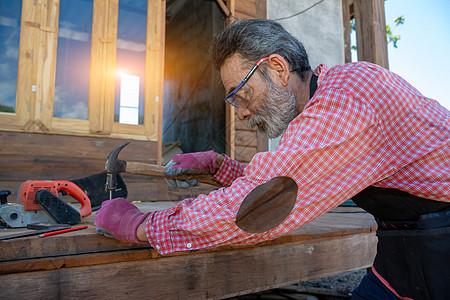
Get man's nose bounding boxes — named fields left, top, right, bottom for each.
left=237, top=106, right=251, bottom=120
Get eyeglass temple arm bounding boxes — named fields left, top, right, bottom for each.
left=242, top=57, right=270, bottom=83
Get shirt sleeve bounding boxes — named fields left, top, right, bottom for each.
left=145, top=85, right=388, bottom=255
left=212, top=154, right=247, bottom=186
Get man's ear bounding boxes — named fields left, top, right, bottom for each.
left=267, top=54, right=290, bottom=86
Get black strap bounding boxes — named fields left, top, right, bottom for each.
left=309, top=74, right=318, bottom=99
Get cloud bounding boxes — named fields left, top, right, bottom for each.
left=58, top=27, right=90, bottom=42
left=53, top=85, right=88, bottom=119
left=0, top=16, right=18, bottom=28
left=117, top=38, right=146, bottom=52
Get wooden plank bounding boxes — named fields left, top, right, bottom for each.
left=88, top=0, right=105, bottom=134
left=120, top=177, right=217, bottom=202
left=235, top=130, right=258, bottom=147
left=47, top=118, right=91, bottom=137
left=342, top=0, right=352, bottom=63
left=0, top=249, right=154, bottom=275
left=0, top=209, right=375, bottom=261
left=225, top=0, right=236, bottom=159
left=255, top=0, right=267, bottom=18
left=0, top=232, right=376, bottom=299
left=0, top=155, right=105, bottom=181
left=156, top=1, right=165, bottom=164
left=256, top=130, right=268, bottom=152
left=235, top=0, right=257, bottom=17
left=89, top=0, right=117, bottom=135
left=234, top=11, right=254, bottom=20
left=372, top=0, right=389, bottom=68
left=226, top=0, right=235, bottom=20
left=0, top=219, right=375, bottom=275
left=103, top=0, right=119, bottom=135
left=148, top=0, right=165, bottom=144
left=234, top=117, right=254, bottom=131
left=0, top=225, right=149, bottom=263
left=0, top=132, right=158, bottom=161
left=353, top=0, right=388, bottom=68
left=235, top=145, right=257, bottom=163
left=35, top=0, right=59, bottom=133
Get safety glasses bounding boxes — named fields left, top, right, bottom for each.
left=224, top=57, right=270, bottom=108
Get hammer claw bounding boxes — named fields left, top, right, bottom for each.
left=105, top=141, right=131, bottom=193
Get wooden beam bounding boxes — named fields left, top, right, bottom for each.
left=145, top=0, right=166, bottom=162
left=224, top=0, right=236, bottom=159
left=216, top=0, right=231, bottom=18
left=255, top=0, right=267, bottom=18
left=254, top=0, right=268, bottom=157
left=342, top=0, right=352, bottom=63
left=0, top=232, right=376, bottom=299
left=89, top=0, right=118, bottom=135
left=0, top=206, right=377, bottom=299
left=353, top=0, right=389, bottom=69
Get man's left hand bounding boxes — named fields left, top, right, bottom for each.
left=94, top=197, right=150, bottom=244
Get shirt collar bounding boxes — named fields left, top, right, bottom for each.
left=313, top=64, right=328, bottom=87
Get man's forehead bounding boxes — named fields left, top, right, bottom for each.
left=220, top=54, right=249, bottom=90
left=221, top=53, right=246, bottom=74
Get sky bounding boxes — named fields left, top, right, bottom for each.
left=384, top=0, right=450, bottom=109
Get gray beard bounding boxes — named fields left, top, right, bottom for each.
left=247, top=82, right=299, bottom=139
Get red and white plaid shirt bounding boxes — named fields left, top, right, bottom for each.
left=146, top=62, right=450, bottom=255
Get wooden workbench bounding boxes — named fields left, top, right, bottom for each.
left=0, top=204, right=377, bottom=299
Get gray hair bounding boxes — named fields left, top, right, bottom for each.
left=210, top=19, right=311, bottom=81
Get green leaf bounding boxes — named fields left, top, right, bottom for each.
left=394, top=15, right=405, bottom=26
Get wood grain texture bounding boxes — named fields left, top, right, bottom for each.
left=236, top=0, right=257, bottom=16
left=342, top=0, right=352, bottom=63
left=0, top=207, right=376, bottom=262
left=235, top=130, right=258, bottom=147
left=0, top=203, right=376, bottom=299
left=125, top=162, right=221, bottom=187
left=235, top=145, right=257, bottom=163
left=35, top=0, right=59, bottom=133
left=0, top=232, right=376, bottom=299
left=0, top=132, right=157, bottom=160
left=353, top=0, right=389, bottom=68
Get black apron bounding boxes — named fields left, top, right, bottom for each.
left=352, top=186, right=450, bottom=299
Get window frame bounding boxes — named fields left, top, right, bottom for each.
left=0, top=0, right=165, bottom=142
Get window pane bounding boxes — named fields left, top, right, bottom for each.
left=54, top=0, right=93, bottom=119
left=114, top=0, right=147, bottom=125
left=0, top=1, right=22, bottom=113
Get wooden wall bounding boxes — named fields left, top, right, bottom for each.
left=342, top=0, right=389, bottom=68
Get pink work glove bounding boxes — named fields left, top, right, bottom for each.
left=94, top=197, right=150, bottom=244
left=165, top=150, right=218, bottom=188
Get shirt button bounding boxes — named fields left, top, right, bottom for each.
left=186, top=243, right=192, bottom=248
left=155, top=245, right=160, bottom=250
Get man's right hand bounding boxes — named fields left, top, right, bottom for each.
left=165, top=150, right=218, bottom=189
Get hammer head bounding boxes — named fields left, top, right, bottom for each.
left=105, top=141, right=130, bottom=192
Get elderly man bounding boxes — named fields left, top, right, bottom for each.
left=95, top=19, right=449, bottom=299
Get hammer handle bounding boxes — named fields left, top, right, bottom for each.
left=125, top=162, right=222, bottom=187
